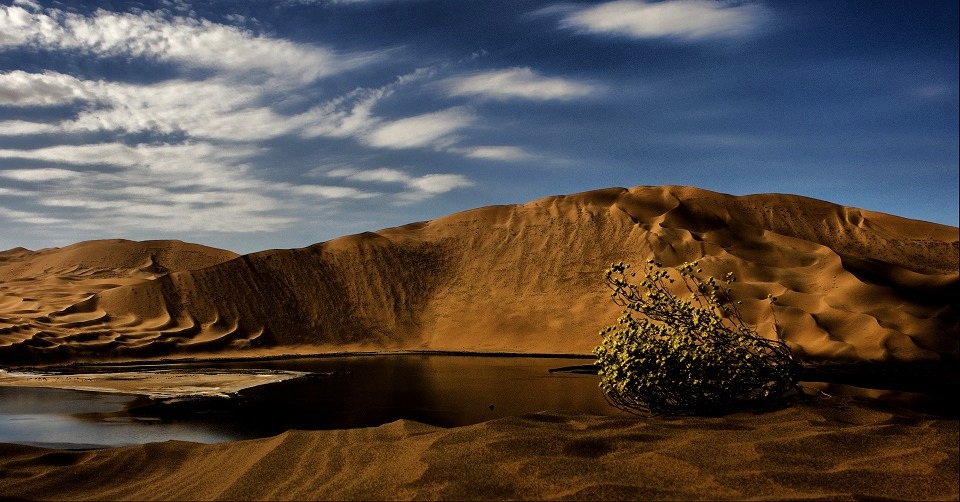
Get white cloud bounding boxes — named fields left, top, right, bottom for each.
left=300, top=67, right=441, bottom=142
left=0, top=71, right=92, bottom=106
left=0, top=72, right=297, bottom=141
left=456, top=146, right=535, bottom=161
left=442, top=67, right=596, bottom=101
left=12, top=0, right=41, bottom=9
left=405, top=173, right=473, bottom=194
left=362, top=108, right=474, bottom=150
left=280, top=183, right=378, bottom=199
left=0, top=120, right=58, bottom=135
left=0, top=7, right=477, bottom=236
left=0, top=142, right=382, bottom=233
left=326, top=167, right=473, bottom=199
left=0, top=5, right=357, bottom=84
left=562, top=0, right=766, bottom=40
left=0, top=187, right=33, bottom=197
left=300, top=86, right=394, bottom=139
left=0, top=167, right=83, bottom=181
left=0, top=67, right=444, bottom=147
left=0, top=206, right=68, bottom=225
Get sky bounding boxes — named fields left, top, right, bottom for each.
left=0, top=0, right=957, bottom=254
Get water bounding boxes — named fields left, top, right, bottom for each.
left=0, top=386, right=238, bottom=448
left=0, top=355, right=616, bottom=448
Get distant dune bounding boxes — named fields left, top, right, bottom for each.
left=1, top=186, right=957, bottom=365
left=0, top=239, right=238, bottom=363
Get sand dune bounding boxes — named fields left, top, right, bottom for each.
left=0, top=401, right=956, bottom=500
left=0, top=240, right=238, bottom=363
left=0, top=186, right=957, bottom=364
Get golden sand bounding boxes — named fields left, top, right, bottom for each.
left=1, top=186, right=956, bottom=365
left=0, top=402, right=956, bottom=501
left=0, top=186, right=957, bottom=500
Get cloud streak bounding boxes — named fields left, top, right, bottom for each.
left=362, top=107, right=475, bottom=150
left=326, top=167, right=473, bottom=201
left=442, top=67, right=597, bottom=101
left=561, top=0, right=766, bottom=40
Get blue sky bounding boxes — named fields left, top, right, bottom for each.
left=0, top=0, right=957, bottom=254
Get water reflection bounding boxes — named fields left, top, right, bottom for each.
left=0, top=386, right=236, bottom=448
left=0, top=356, right=617, bottom=448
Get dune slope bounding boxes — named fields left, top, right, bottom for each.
left=1, top=186, right=957, bottom=364
left=0, top=240, right=238, bottom=363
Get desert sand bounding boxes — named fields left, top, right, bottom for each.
left=0, top=402, right=956, bottom=501
left=0, top=186, right=957, bottom=365
left=0, top=186, right=957, bottom=500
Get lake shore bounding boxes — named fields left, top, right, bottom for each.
left=0, top=354, right=957, bottom=500
left=1, top=399, right=956, bottom=501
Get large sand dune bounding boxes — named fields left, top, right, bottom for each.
left=1, top=186, right=957, bottom=364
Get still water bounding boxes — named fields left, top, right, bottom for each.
left=0, top=355, right=617, bottom=448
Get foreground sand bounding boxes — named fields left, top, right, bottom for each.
left=0, top=398, right=956, bottom=501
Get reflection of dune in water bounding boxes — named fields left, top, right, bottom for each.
left=0, top=186, right=957, bottom=365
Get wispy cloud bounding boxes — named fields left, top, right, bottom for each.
left=0, top=4, right=476, bottom=238
left=561, top=0, right=767, bottom=40
left=298, top=68, right=436, bottom=140
left=0, top=205, right=68, bottom=225
left=442, top=67, right=597, bottom=101
left=325, top=166, right=473, bottom=201
left=0, top=167, right=83, bottom=181
left=0, top=142, right=376, bottom=233
left=455, top=146, right=536, bottom=161
left=0, top=5, right=360, bottom=84
left=0, top=71, right=295, bottom=141
left=361, top=107, right=475, bottom=150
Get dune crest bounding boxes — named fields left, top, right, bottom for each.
left=0, top=186, right=957, bottom=364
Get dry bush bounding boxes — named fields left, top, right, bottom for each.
left=595, top=260, right=798, bottom=416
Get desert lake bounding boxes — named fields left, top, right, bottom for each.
left=0, top=355, right=615, bottom=448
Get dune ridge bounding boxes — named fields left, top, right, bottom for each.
left=0, top=186, right=957, bottom=365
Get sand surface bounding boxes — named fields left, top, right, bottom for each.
left=0, top=401, right=956, bottom=501
left=1, top=186, right=957, bottom=365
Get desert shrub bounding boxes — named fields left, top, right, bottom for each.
left=595, top=260, right=798, bottom=416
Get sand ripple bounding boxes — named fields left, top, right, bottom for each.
left=0, top=401, right=955, bottom=500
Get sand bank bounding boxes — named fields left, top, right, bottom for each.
left=0, top=399, right=956, bottom=501
left=0, top=368, right=307, bottom=399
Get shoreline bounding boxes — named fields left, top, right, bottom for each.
left=6, top=350, right=955, bottom=398
left=1, top=352, right=957, bottom=420
left=1, top=348, right=599, bottom=372
left=1, top=404, right=956, bottom=501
